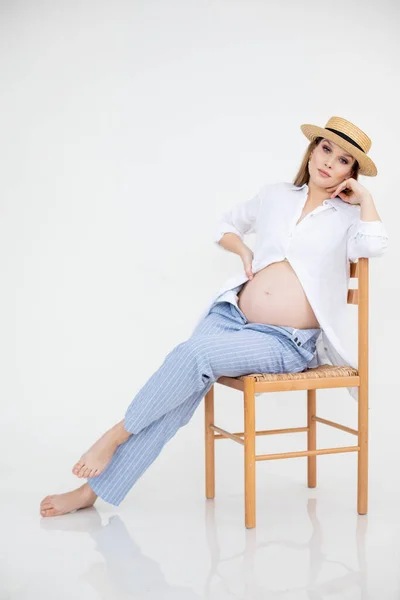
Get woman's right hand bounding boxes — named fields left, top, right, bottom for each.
left=240, top=247, right=254, bottom=280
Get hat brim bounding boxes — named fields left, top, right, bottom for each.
left=300, top=124, right=377, bottom=177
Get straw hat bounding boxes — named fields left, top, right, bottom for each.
left=300, top=116, right=377, bottom=176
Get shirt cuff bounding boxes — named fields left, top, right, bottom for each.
left=214, top=226, right=244, bottom=244
left=356, top=220, right=388, bottom=237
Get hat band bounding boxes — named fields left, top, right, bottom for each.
left=325, top=128, right=365, bottom=153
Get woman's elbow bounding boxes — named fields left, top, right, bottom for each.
left=347, top=236, right=388, bottom=261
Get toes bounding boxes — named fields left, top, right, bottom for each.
left=41, top=508, right=57, bottom=517
left=77, top=465, right=87, bottom=478
left=72, top=462, right=82, bottom=475
left=88, top=469, right=99, bottom=478
left=82, top=467, right=91, bottom=479
left=40, top=496, right=54, bottom=508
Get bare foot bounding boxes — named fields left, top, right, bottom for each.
left=40, top=483, right=98, bottom=517
left=72, top=420, right=131, bottom=479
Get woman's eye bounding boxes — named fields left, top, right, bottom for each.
left=323, top=145, right=348, bottom=164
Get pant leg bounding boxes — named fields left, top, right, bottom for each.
left=124, top=301, right=318, bottom=435
left=87, top=303, right=237, bottom=505
left=88, top=302, right=317, bottom=506
left=87, top=390, right=208, bottom=505
left=190, top=298, right=246, bottom=337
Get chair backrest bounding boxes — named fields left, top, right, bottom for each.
left=348, top=258, right=369, bottom=377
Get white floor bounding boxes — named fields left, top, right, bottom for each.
left=2, top=404, right=400, bottom=600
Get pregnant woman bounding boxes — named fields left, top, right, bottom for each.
left=40, top=116, right=388, bottom=517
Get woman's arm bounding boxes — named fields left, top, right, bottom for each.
left=217, top=232, right=249, bottom=256
left=359, top=194, right=382, bottom=221
left=213, top=185, right=267, bottom=244
left=218, top=233, right=255, bottom=279
left=347, top=211, right=388, bottom=262
left=330, top=178, right=389, bottom=262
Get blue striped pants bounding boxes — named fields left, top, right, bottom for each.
left=87, top=300, right=321, bottom=505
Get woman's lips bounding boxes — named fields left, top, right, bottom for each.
left=318, top=169, right=331, bottom=177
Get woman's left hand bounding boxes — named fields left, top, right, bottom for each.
left=329, top=177, right=372, bottom=205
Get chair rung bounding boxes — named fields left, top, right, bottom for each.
left=256, top=445, right=360, bottom=461
left=213, top=426, right=309, bottom=439
left=210, top=425, right=244, bottom=445
left=314, top=416, right=358, bottom=436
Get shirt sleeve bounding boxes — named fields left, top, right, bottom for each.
left=214, top=185, right=266, bottom=244
left=346, top=218, right=389, bottom=262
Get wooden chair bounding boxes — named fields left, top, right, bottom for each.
left=204, top=258, right=368, bottom=528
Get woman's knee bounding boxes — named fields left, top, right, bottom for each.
left=169, top=337, right=215, bottom=379
left=172, top=337, right=211, bottom=359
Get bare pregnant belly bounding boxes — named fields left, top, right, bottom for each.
left=237, top=260, right=320, bottom=330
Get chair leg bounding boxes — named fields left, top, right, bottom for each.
left=357, top=383, right=368, bottom=514
left=244, top=377, right=256, bottom=529
left=205, top=386, right=215, bottom=499
left=307, top=389, right=317, bottom=488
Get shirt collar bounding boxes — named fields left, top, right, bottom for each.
left=291, top=182, right=339, bottom=210
left=292, top=183, right=308, bottom=191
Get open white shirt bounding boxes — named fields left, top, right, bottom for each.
left=193, top=181, right=389, bottom=401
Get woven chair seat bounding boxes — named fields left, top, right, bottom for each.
left=237, top=363, right=358, bottom=382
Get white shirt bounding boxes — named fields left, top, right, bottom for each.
left=193, top=181, right=389, bottom=401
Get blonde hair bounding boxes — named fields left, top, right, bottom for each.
left=293, top=137, right=360, bottom=187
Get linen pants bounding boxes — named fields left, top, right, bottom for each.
left=88, top=300, right=321, bottom=505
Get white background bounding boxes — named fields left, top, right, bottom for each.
left=0, top=1, right=399, bottom=598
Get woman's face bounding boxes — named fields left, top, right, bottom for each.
left=309, top=138, right=356, bottom=193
